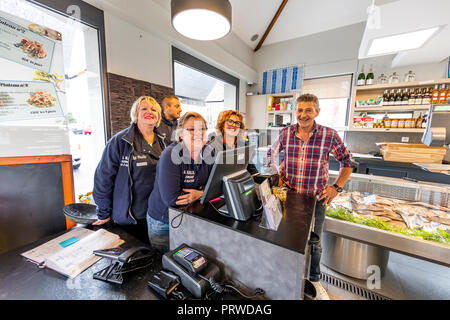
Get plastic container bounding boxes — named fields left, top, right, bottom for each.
left=63, top=203, right=98, bottom=225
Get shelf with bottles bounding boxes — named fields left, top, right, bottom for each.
left=351, top=82, right=450, bottom=123
left=354, top=78, right=450, bottom=91
left=267, top=94, right=296, bottom=112
left=266, top=91, right=300, bottom=129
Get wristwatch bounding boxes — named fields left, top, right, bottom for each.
left=333, top=184, right=343, bottom=193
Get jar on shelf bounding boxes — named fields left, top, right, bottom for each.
left=404, top=118, right=413, bottom=128
left=390, top=118, right=398, bottom=128
left=388, top=72, right=400, bottom=84
left=377, top=74, right=387, bottom=84
left=383, top=118, right=391, bottom=128
left=404, top=70, right=415, bottom=82
left=397, top=118, right=405, bottom=128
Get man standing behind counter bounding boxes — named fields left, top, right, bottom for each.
left=267, top=93, right=356, bottom=300
left=158, top=95, right=182, bottom=142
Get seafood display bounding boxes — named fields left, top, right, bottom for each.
left=15, top=38, right=47, bottom=59
left=26, top=91, right=56, bottom=108
left=332, top=191, right=450, bottom=233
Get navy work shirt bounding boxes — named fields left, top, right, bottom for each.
left=130, top=126, right=164, bottom=220
left=147, top=142, right=214, bottom=224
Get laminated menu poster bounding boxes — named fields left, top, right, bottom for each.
left=0, top=10, right=66, bottom=123
left=0, top=80, right=63, bottom=121
left=0, top=15, right=56, bottom=73
left=0, top=10, right=68, bottom=157
left=21, top=228, right=125, bottom=279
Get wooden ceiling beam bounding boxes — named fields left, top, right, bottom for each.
left=254, top=0, right=289, bottom=52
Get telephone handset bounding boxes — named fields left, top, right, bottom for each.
left=93, top=246, right=157, bottom=284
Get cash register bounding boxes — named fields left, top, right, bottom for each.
left=200, top=145, right=261, bottom=221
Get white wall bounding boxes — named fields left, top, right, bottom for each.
left=84, top=0, right=257, bottom=112
left=253, top=22, right=366, bottom=90
left=104, top=13, right=172, bottom=88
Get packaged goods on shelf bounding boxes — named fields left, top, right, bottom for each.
left=353, top=116, right=374, bottom=128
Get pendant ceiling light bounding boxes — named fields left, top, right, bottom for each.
left=171, top=0, right=232, bottom=41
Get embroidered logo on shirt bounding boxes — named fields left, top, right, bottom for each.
left=120, top=156, right=129, bottom=167
left=136, top=162, right=148, bottom=167
left=183, top=169, right=195, bottom=183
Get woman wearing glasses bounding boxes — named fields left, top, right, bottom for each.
left=209, top=110, right=258, bottom=175
left=146, top=112, right=214, bottom=253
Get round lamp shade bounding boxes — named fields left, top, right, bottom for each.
left=171, top=0, right=232, bottom=40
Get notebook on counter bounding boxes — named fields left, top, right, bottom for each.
left=21, top=228, right=124, bottom=278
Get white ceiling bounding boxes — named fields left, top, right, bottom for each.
left=231, top=0, right=373, bottom=48
left=154, top=0, right=373, bottom=49
left=115, top=0, right=449, bottom=69
left=359, top=0, right=450, bottom=67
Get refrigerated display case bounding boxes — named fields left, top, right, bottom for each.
left=323, top=171, right=449, bottom=279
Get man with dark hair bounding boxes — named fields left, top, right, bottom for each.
left=267, top=93, right=356, bottom=300
left=158, top=95, right=182, bottom=142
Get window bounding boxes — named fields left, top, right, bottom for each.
left=172, top=47, right=239, bottom=135
left=1, top=0, right=108, bottom=197
left=301, top=74, right=353, bottom=139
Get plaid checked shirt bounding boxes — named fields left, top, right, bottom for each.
left=267, top=122, right=356, bottom=196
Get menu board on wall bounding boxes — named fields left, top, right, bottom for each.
left=262, top=65, right=304, bottom=95
left=0, top=10, right=68, bottom=157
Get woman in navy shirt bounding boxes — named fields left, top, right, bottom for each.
left=147, top=112, right=213, bottom=253
left=93, top=96, right=166, bottom=244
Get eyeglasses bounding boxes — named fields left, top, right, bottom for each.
left=225, top=119, right=242, bottom=127
left=185, top=128, right=207, bottom=133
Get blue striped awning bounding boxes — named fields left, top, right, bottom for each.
left=262, top=65, right=304, bottom=94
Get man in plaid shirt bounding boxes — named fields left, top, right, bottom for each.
left=268, top=93, right=356, bottom=299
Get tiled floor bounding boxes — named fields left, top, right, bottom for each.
left=320, top=252, right=450, bottom=300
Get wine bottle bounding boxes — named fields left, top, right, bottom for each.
left=409, top=88, right=416, bottom=105
left=402, top=89, right=409, bottom=105
left=415, top=88, right=422, bottom=105
left=421, top=88, right=430, bottom=105
left=389, top=89, right=396, bottom=106
left=357, top=65, right=366, bottom=86
left=365, top=65, right=374, bottom=85
left=383, top=90, right=389, bottom=105
left=395, top=89, right=403, bottom=105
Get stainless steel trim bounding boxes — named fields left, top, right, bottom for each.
left=329, top=170, right=450, bottom=193
left=321, top=232, right=390, bottom=280
left=324, top=216, right=450, bottom=267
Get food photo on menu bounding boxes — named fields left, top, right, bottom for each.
left=26, top=90, right=56, bottom=108
left=14, top=38, right=47, bottom=59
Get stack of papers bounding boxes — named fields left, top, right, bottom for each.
left=22, top=228, right=124, bottom=278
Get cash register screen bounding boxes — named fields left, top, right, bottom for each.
left=200, top=145, right=256, bottom=204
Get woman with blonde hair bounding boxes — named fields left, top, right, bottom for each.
left=209, top=110, right=258, bottom=175
left=147, top=112, right=214, bottom=252
left=93, top=96, right=167, bottom=243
